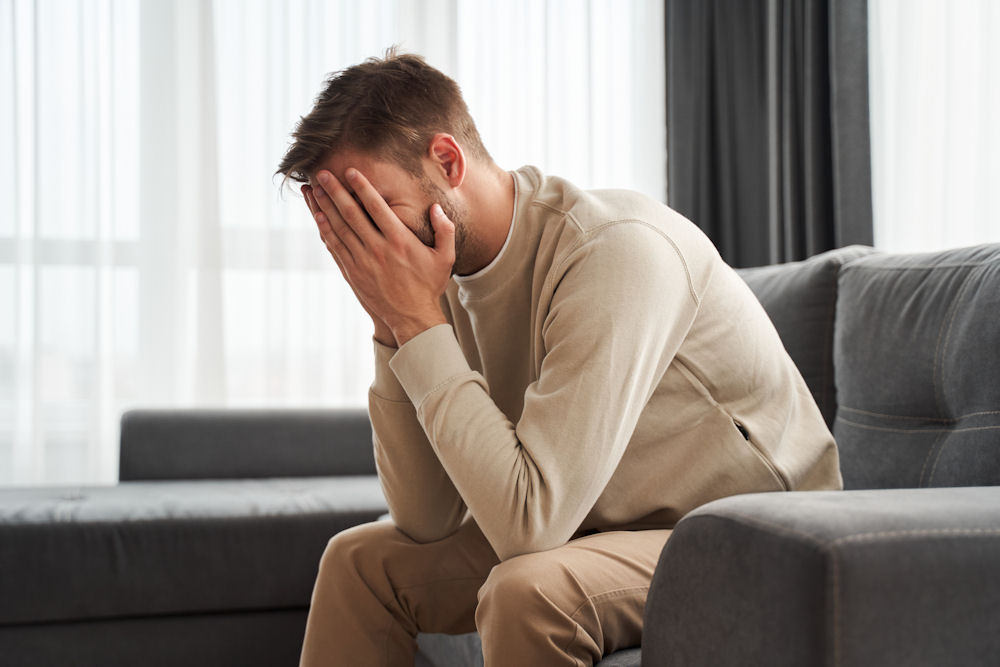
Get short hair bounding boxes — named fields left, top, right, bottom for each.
left=277, top=48, right=491, bottom=186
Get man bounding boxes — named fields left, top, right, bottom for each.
left=277, top=51, right=841, bottom=666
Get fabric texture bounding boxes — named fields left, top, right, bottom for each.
left=664, top=0, right=873, bottom=268
left=736, top=245, right=877, bottom=427
left=0, top=476, right=387, bottom=625
left=374, top=165, right=840, bottom=566
left=643, top=487, right=1000, bottom=667
left=119, top=408, right=375, bottom=480
left=0, top=608, right=309, bottom=667
left=833, top=243, right=1000, bottom=488
left=299, top=518, right=665, bottom=667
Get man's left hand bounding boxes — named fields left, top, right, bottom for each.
left=310, top=168, right=455, bottom=346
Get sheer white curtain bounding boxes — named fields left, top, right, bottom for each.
left=0, top=0, right=666, bottom=486
left=869, top=0, right=1000, bottom=252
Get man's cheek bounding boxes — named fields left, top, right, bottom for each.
left=411, top=213, right=436, bottom=248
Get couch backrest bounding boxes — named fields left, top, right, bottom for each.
left=119, top=408, right=376, bottom=481
left=832, top=244, right=1000, bottom=489
left=736, top=246, right=877, bottom=429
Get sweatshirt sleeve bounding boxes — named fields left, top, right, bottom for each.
left=368, top=338, right=467, bottom=543
left=389, top=222, right=702, bottom=560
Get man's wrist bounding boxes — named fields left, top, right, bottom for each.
left=373, top=323, right=397, bottom=348
left=391, top=312, right=448, bottom=347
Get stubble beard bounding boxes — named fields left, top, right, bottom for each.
left=416, top=177, right=474, bottom=275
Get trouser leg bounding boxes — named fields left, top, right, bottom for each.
left=299, top=516, right=499, bottom=667
left=476, top=529, right=672, bottom=667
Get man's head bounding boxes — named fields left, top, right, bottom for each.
left=277, top=48, right=491, bottom=185
left=278, top=49, right=497, bottom=268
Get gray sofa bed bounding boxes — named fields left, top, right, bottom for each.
left=1, top=242, right=998, bottom=666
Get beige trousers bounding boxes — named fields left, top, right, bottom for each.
left=298, top=516, right=671, bottom=667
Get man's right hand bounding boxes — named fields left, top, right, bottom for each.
left=303, top=184, right=397, bottom=348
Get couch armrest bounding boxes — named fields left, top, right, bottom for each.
left=642, top=487, right=1000, bottom=667
left=119, top=408, right=375, bottom=481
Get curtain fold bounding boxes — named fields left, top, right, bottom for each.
left=665, top=0, right=873, bottom=268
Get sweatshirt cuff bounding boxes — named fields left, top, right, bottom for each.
left=389, top=324, right=474, bottom=408
left=371, top=338, right=410, bottom=402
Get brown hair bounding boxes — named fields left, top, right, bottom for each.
left=277, top=48, right=491, bottom=186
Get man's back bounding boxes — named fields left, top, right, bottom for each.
left=384, top=166, right=841, bottom=559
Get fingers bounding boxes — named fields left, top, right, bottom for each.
left=306, top=181, right=357, bottom=263
left=310, top=174, right=365, bottom=259
left=430, top=203, right=456, bottom=266
left=302, top=184, right=318, bottom=217
left=343, top=168, right=408, bottom=242
left=316, top=170, right=383, bottom=247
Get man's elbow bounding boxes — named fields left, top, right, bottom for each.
left=491, top=527, right=573, bottom=561
left=389, top=512, right=463, bottom=545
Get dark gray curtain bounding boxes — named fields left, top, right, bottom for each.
left=665, top=0, right=873, bottom=268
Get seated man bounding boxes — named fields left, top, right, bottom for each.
left=276, top=50, right=841, bottom=667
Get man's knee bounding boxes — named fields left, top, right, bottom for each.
left=476, top=550, right=580, bottom=623
left=317, top=519, right=400, bottom=580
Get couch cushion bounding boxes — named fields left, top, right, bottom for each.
left=0, top=476, right=387, bottom=625
left=833, top=244, right=1000, bottom=488
left=0, top=608, right=308, bottom=667
left=736, top=246, right=876, bottom=428
left=414, top=632, right=640, bottom=667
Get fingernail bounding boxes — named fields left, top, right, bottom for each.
left=345, top=168, right=359, bottom=182
left=317, top=172, right=330, bottom=184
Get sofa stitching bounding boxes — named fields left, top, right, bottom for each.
left=838, top=406, right=1000, bottom=422
left=835, top=416, right=1000, bottom=434
left=696, top=512, right=1000, bottom=549
left=844, top=261, right=993, bottom=272
left=831, top=527, right=1000, bottom=545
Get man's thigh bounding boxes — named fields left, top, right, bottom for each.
left=340, top=515, right=501, bottom=635
left=476, top=529, right=672, bottom=659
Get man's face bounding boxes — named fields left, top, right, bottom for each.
left=310, top=149, right=469, bottom=259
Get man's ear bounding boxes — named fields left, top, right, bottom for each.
left=427, top=133, right=466, bottom=188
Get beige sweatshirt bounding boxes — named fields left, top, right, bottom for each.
left=369, top=166, right=841, bottom=561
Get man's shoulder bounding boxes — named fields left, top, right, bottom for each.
left=523, top=169, right=708, bottom=253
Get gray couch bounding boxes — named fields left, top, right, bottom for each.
left=643, top=242, right=1000, bottom=666
left=2, top=243, right=998, bottom=666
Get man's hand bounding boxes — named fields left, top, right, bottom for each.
left=303, top=183, right=397, bottom=347
left=308, top=168, right=455, bottom=347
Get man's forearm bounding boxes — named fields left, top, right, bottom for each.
left=369, top=339, right=467, bottom=543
